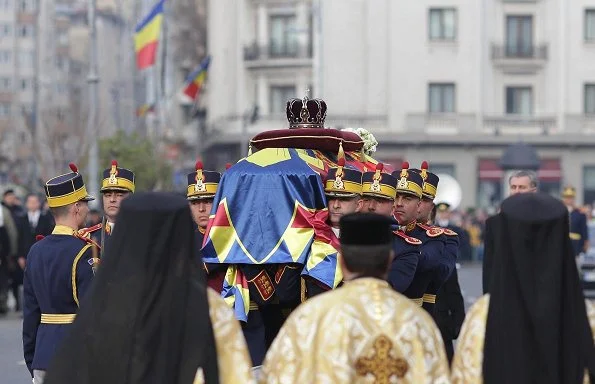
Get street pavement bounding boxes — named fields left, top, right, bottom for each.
left=0, top=262, right=484, bottom=382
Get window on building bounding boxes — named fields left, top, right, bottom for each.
left=0, top=77, right=11, bottom=90
left=585, top=84, right=595, bottom=114
left=19, top=24, right=34, bottom=37
left=506, top=86, right=532, bottom=115
left=19, top=0, right=35, bottom=12
left=55, top=56, right=68, bottom=71
left=584, top=166, right=595, bottom=205
left=430, top=164, right=456, bottom=177
left=429, top=8, right=457, bottom=41
left=20, top=78, right=32, bottom=90
left=428, top=83, right=456, bottom=113
left=270, top=85, right=296, bottom=114
left=57, top=31, right=68, bottom=46
left=586, top=9, right=595, bottom=41
left=18, top=51, right=34, bottom=67
left=0, top=50, right=11, bottom=64
left=506, top=15, right=533, bottom=57
left=0, top=102, right=11, bottom=117
left=0, top=23, right=11, bottom=37
left=269, top=14, right=298, bottom=57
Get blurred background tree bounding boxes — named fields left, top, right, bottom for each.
left=98, top=131, right=172, bottom=191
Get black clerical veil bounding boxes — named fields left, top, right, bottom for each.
left=44, top=192, right=219, bottom=384
left=483, top=192, right=595, bottom=384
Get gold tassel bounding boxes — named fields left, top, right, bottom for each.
left=247, top=144, right=253, bottom=156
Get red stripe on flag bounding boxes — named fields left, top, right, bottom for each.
left=183, top=82, right=199, bottom=99
left=136, top=41, right=158, bottom=69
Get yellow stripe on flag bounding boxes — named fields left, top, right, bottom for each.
left=134, top=14, right=163, bottom=52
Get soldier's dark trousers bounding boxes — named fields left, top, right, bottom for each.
left=241, top=310, right=266, bottom=366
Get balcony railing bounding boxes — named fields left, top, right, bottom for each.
left=484, top=115, right=557, bottom=135
left=491, top=44, right=548, bottom=60
left=405, top=113, right=477, bottom=134
left=244, top=42, right=313, bottom=61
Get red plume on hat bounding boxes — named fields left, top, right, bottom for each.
left=399, top=161, right=409, bottom=178
left=110, top=160, right=118, bottom=177
left=225, top=163, right=232, bottom=170
left=373, top=162, right=384, bottom=181
left=420, top=160, right=429, bottom=180
left=195, top=160, right=204, bottom=182
left=69, top=163, right=78, bottom=173
left=35, top=235, right=45, bottom=242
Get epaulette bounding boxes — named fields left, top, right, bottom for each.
left=77, top=223, right=102, bottom=238
left=442, top=228, right=458, bottom=236
left=393, top=230, right=422, bottom=245
left=74, top=226, right=102, bottom=250
left=416, top=223, right=444, bottom=237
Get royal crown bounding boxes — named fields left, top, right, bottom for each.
left=286, top=95, right=327, bottom=129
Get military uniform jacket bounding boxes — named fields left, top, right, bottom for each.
left=22, top=225, right=96, bottom=374
left=569, top=209, right=588, bottom=256
left=388, top=230, right=421, bottom=293
left=403, top=224, right=446, bottom=301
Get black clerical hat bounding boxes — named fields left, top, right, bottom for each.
left=340, top=213, right=392, bottom=246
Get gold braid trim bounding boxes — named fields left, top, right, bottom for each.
left=71, top=244, right=92, bottom=307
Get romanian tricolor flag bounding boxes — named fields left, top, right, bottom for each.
left=182, top=55, right=211, bottom=101
left=134, top=0, right=165, bottom=70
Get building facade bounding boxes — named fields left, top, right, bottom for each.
left=206, top=0, right=595, bottom=209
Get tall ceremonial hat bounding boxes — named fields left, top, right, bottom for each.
left=325, top=158, right=362, bottom=198
left=45, top=163, right=95, bottom=208
left=100, top=160, right=135, bottom=193
left=410, top=161, right=439, bottom=200
left=361, top=163, right=397, bottom=200
left=562, top=185, right=576, bottom=198
left=340, top=213, right=392, bottom=246
left=286, top=94, right=327, bottom=129
left=391, top=162, right=423, bottom=198
left=186, top=160, right=221, bottom=201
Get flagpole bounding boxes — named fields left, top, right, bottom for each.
left=87, top=0, right=100, bottom=204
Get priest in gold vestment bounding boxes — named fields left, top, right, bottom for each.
left=451, top=193, right=595, bottom=384
left=261, top=213, right=450, bottom=383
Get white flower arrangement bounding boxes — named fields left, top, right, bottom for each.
left=342, top=127, right=378, bottom=156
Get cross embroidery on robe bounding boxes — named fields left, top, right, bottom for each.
left=355, top=335, right=409, bottom=384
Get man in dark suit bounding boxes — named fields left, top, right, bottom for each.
left=15, top=194, right=54, bottom=311
left=482, top=170, right=538, bottom=294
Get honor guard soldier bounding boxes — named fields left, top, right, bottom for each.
left=562, top=185, right=589, bottom=257
left=303, top=157, right=363, bottom=298
left=22, top=163, right=99, bottom=384
left=399, top=161, right=455, bottom=311
left=186, top=160, right=225, bottom=291
left=89, top=160, right=135, bottom=258
left=361, top=163, right=421, bottom=293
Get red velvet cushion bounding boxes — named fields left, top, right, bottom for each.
left=250, top=128, right=364, bottom=152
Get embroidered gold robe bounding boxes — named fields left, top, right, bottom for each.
left=451, top=295, right=595, bottom=384
left=193, top=289, right=255, bottom=384
left=260, top=278, right=451, bottom=383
